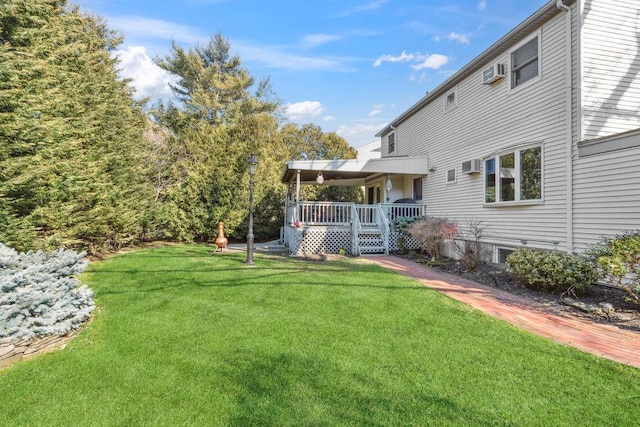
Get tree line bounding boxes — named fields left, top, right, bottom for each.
left=0, top=0, right=362, bottom=254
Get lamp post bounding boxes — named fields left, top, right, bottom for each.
left=246, top=153, right=258, bottom=264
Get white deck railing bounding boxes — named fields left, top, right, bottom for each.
left=298, top=202, right=353, bottom=226
left=379, top=203, right=427, bottom=224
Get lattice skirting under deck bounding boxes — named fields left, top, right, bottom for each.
left=286, top=226, right=421, bottom=255
left=289, top=226, right=353, bottom=255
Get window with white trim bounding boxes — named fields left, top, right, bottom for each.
left=484, top=145, right=542, bottom=204
left=387, top=133, right=395, bottom=155
left=446, top=168, right=456, bottom=183
left=444, top=88, right=457, bottom=111
left=510, top=33, right=540, bottom=89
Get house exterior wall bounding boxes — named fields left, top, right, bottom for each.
left=384, top=7, right=574, bottom=253
left=580, top=0, right=640, bottom=141
left=373, top=0, right=640, bottom=258
left=573, top=144, right=640, bottom=252
left=570, top=0, right=640, bottom=251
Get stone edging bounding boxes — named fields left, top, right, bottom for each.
left=0, top=332, right=79, bottom=370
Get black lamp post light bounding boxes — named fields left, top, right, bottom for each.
left=245, top=153, right=258, bottom=264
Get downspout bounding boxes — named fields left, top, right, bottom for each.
left=557, top=0, right=573, bottom=253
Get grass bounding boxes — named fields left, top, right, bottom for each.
left=1, top=244, right=639, bottom=426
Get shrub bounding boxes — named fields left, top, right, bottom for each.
left=0, top=243, right=94, bottom=343
left=392, top=216, right=421, bottom=253
left=407, top=217, right=457, bottom=261
left=587, top=231, right=640, bottom=305
left=449, top=219, right=490, bottom=272
left=506, top=249, right=598, bottom=294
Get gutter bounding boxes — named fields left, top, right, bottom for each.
left=376, top=0, right=577, bottom=137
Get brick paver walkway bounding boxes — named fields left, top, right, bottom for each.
left=363, top=255, right=640, bottom=369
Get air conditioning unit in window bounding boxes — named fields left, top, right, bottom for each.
left=482, top=63, right=506, bottom=85
left=462, top=159, right=481, bottom=174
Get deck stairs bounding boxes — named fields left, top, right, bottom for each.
left=357, top=227, right=388, bottom=255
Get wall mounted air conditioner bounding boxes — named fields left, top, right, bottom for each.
left=482, top=63, right=506, bottom=85
left=462, top=159, right=481, bottom=174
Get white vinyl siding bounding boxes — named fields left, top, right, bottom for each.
left=396, top=11, right=571, bottom=251
left=581, top=0, right=640, bottom=140
left=573, top=143, right=640, bottom=252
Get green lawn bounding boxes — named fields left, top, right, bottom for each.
left=1, top=244, right=639, bottom=426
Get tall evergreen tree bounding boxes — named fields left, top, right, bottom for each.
left=0, top=0, right=152, bottom=253
left=151, top=34, right=285, bottom=241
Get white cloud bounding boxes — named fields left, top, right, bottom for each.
left=478, top=1, right=488, bottom=11
left=302, top=33, right=342, bottom=48
left=338, top=0, right=389, bottom=17
left=373, top=51, right=415, bottom=67
left=433, top=32, right=470, bottom=45
left=336, top=122, right=387, bottom=148
left=236, top=42, right=355, bottom=72
left=369, top=109, right=382, bottom=117
left=114, top=46, right=176, bottom=100
left=284, top=101, right=326, bottom=122
left=409, top=72, right=428, bottom=83
left=107, top=16, right=204, bottom=45
left=447, top=32, right=470, bottom=44
left=105, top=16, right=355, bottom=73
left=411, top=54, right=449, bottom=70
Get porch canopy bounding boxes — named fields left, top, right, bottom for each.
left=280, top=156, right=430, bottom=185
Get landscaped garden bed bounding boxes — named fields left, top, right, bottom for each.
left=401, top=251, right=640, bottom=331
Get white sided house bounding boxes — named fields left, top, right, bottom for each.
left=281, top=0, right=640, bottom=260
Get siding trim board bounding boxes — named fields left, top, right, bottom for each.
left=578, top=127, right=640, bottom=157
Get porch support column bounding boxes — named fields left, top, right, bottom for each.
left=283, top=183, right=290, bottom=232
left=296, top=170, right=301, bottom=222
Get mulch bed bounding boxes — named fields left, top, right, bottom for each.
left=397, top=251, right=640, bottom=333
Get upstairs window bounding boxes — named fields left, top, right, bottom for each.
left=485, top=145, right=542, bottom=204
left=413, top=177, right=423, bottom=200
left=510, top=33, right=540, bottom=89
left=388, top=133, right=396, bottom=155
left=444, top=87, right=457, bottom=111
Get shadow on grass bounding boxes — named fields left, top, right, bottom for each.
left=222, top=351, right=498, bottom=425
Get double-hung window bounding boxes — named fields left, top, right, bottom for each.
left=387, top=133, right=396, bottom=155
left=510, top=32, right=540, bottom=89
left=484, top=145, right=542, bottom=204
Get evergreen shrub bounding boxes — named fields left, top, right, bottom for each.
left=0, top=243, right=94, bottom=343
left=506, top=249, right=598, bottom=293
left=587, top=231, right=640, bottom=305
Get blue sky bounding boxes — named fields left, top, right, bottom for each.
left=73, top=0, right=548, bottom=147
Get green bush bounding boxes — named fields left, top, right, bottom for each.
left=587, top=231, right=640, bottom=305
left=506, top=249, right=598, bottom=293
